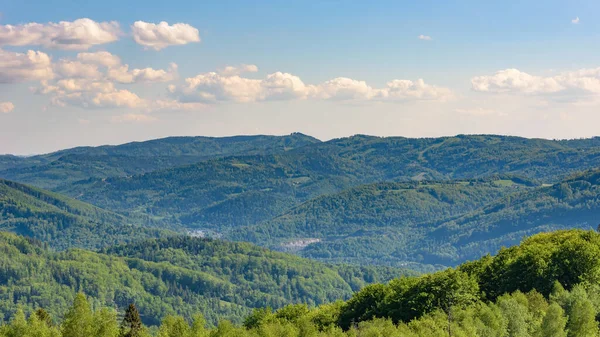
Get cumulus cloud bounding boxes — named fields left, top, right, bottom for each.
left=471, top=68, right=600, bottom=102
left=108, top=62, right=178, bottom=83
left=572, top=17, right=580, bottom=24
left=49, top=88, right=145, bottom=109
left=111, top=113, right=158, bottom=123
left=0, top=18, right=120, bottom=50
left=172, top=72, right=263, bottom=103
left=28, top=49, right=182, bottom=110
left=315, top=77, right=375, bottom=100
left=0, top=101, right=14, bottom=113
left=0, top=49, right=54, bottom=83
left=418, top=35, right=432, bottom=41
left=382, top=79, right=453, bottom=101
left=53, top=59, right=102, bottom=79
left=219, top=64, right=259, bottom=76
left=77, top=51, right=121, bottom=68
left=131, top=21, right=200, bottom=50
left=170, top=68, right=452, bottom=104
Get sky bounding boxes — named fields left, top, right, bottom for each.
left=1, top=0, right=600, bottom=154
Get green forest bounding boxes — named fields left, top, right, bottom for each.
left=3, top=229, right=600, bottom=336
left=0, top=232, right=411, bottom=326
left=3, top=133, right=600, bottom=336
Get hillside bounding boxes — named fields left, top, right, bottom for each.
left=292, top=169, right=600, bottom=268
left=56, top=154, right=354, bottom=230
left=230, top=176, right=536, bottom=251
left=4, top=229, right=600, bottom=336
left=0, top=133, right=319, bottom=189
left=0, top=179, right=169, bottom=250
left=53, top=135, right=600, bottom=234
left=423, top=168, right=600, bottom=264
left=0, top=232, right=412, bottom=326
left=226, top=170, right=600, bottom=269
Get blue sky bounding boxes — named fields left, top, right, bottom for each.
left=1, top=0, right=600, bottom=154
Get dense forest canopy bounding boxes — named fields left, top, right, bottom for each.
left=0, top=179, right=170, bottom=250
left=0, top=232, right=412, bottom=326
left=0, top=133, right=319, bottom=189
left=3, top=134, right=600, bottom=269
left=3, top=229, right=600, bottom=336
left=2, top=133, right=600, bottom=335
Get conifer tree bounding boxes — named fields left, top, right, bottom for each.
left=120, top=304, right=143, bottom=337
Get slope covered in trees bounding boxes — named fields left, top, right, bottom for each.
left=0, top=133, right=319, bottom=189
left=52, top=135, right=600, bottom=232
left=3, top=229, right=600, bottom=336
left=424, top=168, right=600, bottom=264
left=232, top=176, right=537, bottom=246
left=0, top=179, right=168, bottom=250
left=227, top=170, right=600, bottom=269
left=0, top=232, right=412, bottom=327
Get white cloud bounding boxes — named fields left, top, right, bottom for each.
left=0, top=49, right=54, bottom=83
left=472, top=68, right=600, bottom=102
left=111, top=113, right=157, bottom=123
left=382, top=79, right=453, bottom=101
left=170, top=68, right=452, bottom=104
left=418, top=35, right=432, bottom=41
left=471, top=69, right=564, bottom=94
left=53, top=59, right=102, bottom=79
left=261, top=72, right=313, bottom=100
left=131, top=21, right=200, bottom=50
left=173, top=72, right=263, bottom=103
left=219, top=64, right=259, bottom=76
left=50, top=89, right=145, bottom=109
left=0, top=18, right=120, bottom=50
left=30, top=49, right=181, bottom=110
left=572, top=17, right=580, bottom=24
left=108, top=62, right=178, bottom=83
left=77, top=51, right=121, bottom=68
left=0, top=101, right=14, bottom=113
left=315, top=77, right=376, bottom=100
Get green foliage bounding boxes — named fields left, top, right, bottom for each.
left=0, top=134, right=320, bottom=189
left=0, top=232, right=410, bottom=327
left=4, top=285, right=600, bottom=336
left=0, top=179, right=171, bottom=250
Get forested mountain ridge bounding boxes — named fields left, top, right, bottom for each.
left=51, top=135, right=600, bottom=235
left=0, top=179, right=169, bottom=250
left=0, top=232, right=412, bottom=326
left=3, top=229, right=600, bottom=336
left=230, top=176, right=537, bottom=250
left=0, top=133, right=319, bottom=189
left=304, top=169, right=600, bottom=267
left=424, top=168, right=600, bottom=263
left=227, top=169, right=600, bottom=270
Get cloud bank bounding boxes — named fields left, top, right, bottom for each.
left=0, top=18, right=120, bottom=50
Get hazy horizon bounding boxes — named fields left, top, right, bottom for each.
left=2, top=0, right=600, bottom=154
left=3, top=130, right=600, bottom=157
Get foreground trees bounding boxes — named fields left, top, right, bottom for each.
left=3, top=229, right=600, bottom=336
left=1, top=281, right=600, bottom=336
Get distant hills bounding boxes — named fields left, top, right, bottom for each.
left=0, top=133, right=319, bottom=189
left=2, top=133, right=600, bottom=269
left=0, top=179, right=168, bottom=250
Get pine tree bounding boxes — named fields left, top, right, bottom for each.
left=35, top=308, right=52, bottom=327
left=120, top=304, right=143, bottom=337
